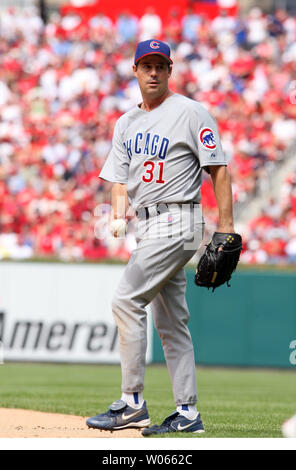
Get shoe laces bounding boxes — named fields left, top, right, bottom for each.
left=161, top=411, right=179, bottom=428
left=101, top=409, right=120, bottom=418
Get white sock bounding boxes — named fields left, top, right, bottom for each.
left=177, top=404, right=198, bottom=420
left=121, top=392, right=144, bottom=409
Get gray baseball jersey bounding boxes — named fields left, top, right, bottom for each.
left=99, top=93, right=226, bottom=209
left=99, top=93, right=226, bottom=407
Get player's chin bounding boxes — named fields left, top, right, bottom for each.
left=145, top=85, right=163, bottom=95
left=146, top=85, right=160, bottom=92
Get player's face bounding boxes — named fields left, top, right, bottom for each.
left=133, top=55, right=172, bottom=99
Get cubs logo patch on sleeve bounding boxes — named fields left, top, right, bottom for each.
left=199, top=128, right=216, bottom=150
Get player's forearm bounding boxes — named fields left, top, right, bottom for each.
left=111, top=183, right=129, bottom=219
left=209, top=165, right=235, bottom=233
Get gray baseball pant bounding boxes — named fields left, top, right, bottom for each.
left=112, top=213, right=204, bottom=406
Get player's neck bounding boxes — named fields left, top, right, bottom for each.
left=140, top=90, right=173, bottom=112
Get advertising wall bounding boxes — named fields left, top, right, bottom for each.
left=153, top=268, right=296, bottom=368
left=1, top=262, right=295, bottom=368
left=0, top=262, right=153, bottom=364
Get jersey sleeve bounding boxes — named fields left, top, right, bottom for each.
left=99, top=119, right=129, bottom=183
left=190, top=104, right=227, bottom=173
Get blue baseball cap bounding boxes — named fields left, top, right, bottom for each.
left=134, top=39, right=173, bottom=65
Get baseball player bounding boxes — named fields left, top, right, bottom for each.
left=86, top=39, right=235, bottom=435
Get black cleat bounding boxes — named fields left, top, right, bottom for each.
left=142, top=411, right=204, bottom=436
left=86, top=400, right=150, bottom=430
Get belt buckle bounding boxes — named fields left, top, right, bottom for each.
left=148, top=206, right=158, bottom=218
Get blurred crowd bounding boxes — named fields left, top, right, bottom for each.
left=240, top=168, right=296, bottom=264
left=0, top=5, right=295, bottom=263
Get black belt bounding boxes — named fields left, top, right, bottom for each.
left=136, top=202, right=199, bottom=220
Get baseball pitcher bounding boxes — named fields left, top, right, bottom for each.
left=86, top=39, right=241, bottom=435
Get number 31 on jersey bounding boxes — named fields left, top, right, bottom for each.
left=142, top=161, right=165, bottom=184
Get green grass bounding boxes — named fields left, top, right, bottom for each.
left=0, top=363, right=295, bottom=437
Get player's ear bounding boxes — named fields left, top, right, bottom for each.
left=168, top=65, right=172, bottom=77
left=133, top=64, right=137, bottom=76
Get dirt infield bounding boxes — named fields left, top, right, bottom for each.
left=0, top=408, right=144, bottom=438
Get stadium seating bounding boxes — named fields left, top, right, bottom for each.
left=0, top=6, right=295, bottom=262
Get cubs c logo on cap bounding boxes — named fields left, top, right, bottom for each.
left=134, top=39, right=173, bottom=65
left=199, top=128, right=216, bottom=150
left=150, top=41, right=160, bottom=49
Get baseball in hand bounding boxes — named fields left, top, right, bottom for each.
left=110, top=218, right=127, bottom=237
